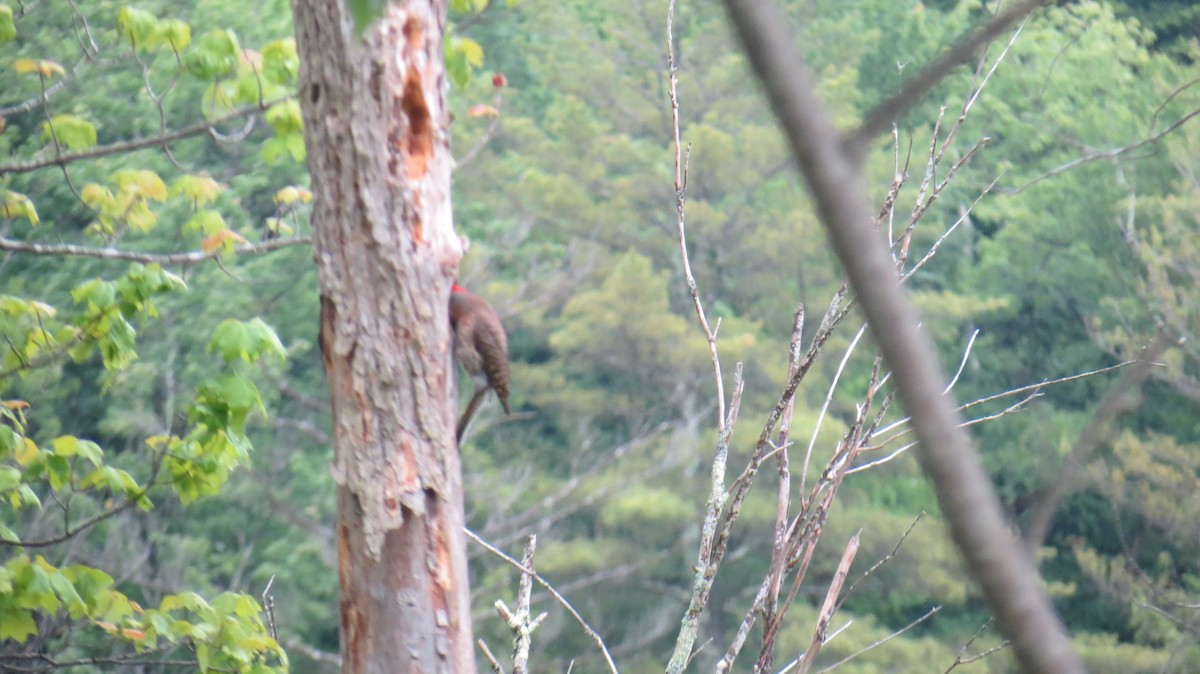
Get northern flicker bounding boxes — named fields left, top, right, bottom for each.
left=450, top=283, right=510, bottom=439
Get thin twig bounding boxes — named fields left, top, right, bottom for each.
left=478, top=639, right=506, bottom=674
left=464, top=527, right=619, bottom=674
left=943, top=330, right=979, bottom=393
left=814, top=605, right=942, bottom=674
left=1024, top=331, right=1177, bottom=549
left=849, top=0, right=1052, bottom=150
left=455, top=84, right=506, bottom=171
left=801, top=323, right=867, bottom=493
left=721, top=0, right=1084, bottom=668
left=1004, top=105, right=1200, bottom=195
left=837, top=512, right=925, bottom=609
left=849, top=392, right=1040, bottom=475
left=944, top=618, right=1010, bottom=673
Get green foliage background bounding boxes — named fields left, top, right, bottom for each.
left=2, top=0, right=1200, bottom=672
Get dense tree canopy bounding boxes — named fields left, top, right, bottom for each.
left=2, top=0, right=1200, bottom=672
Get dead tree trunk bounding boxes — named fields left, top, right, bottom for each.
left=291, top=1, right=475, bottom=672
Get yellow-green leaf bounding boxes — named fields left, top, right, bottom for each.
left=273, top=186, right=312, bottom=205
left=13, top=58, right=65, bottom=78
left=1, top=191, right=39, bottom=225
left=116, top=7, right=161, bottom=51
left=81, top=183, right=116, bottom=212
left=0, top=4, right=15, bottom=45
left=0, top=608, right=36, bottom=642
left=41, top=114, right=98, bottom=151
left=111, top=170, right=168, bottom=201
left=14, top=438, right=38, bottom=466
left=170, top=174, right=221, bottom=207
left=159, top=19, right=191, bottom=51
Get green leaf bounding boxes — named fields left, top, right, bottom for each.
left=0, top=465, right=20, bottom=490
left=159, top=19, right=191, bottom=51
left=15, top=485, right=40, bottom=509
left=41, top=114, right=97, bottom=151
left=1, top=191, right=39, bottom=225
left=46, top=568, right=86, bottom=618
left=209, top=318, right=285, bottom=363
left=24, top=558, right=59, bottom=612
left=44, top=454, right=71, bottom=490
left=444, top=37, right=485, bottom=89
left=205, top=374, right=262, bottom=428
left=262, top=137, right=287, bottom=164
left=0, top=5, right=15, bottom=45
left=0, top=608, right=36, bottom=642
left=184, top=29, right=241, bottom=80
left=83, top=466, right=147, bottom=506
left=260, top=38, right=298, bottom=85
left=285, top=133, right=306, bottom=162
left=170, top=175, right=221, bottom=207
left=196, top=641, right=211, bottom=671
left=51, top=436, right=103, bottom=465
left=184, top=210, right=228, bottom=236
left=116, top=7, right=161, bottom=51
left=264, top=100, right=302, bottom=135
left=72, top=279, right=117, bottom=312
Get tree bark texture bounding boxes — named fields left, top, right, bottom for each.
left=291, top=1, right=474, bottom=672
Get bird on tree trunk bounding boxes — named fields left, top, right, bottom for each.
left=450, top=283, right=510, bottom=440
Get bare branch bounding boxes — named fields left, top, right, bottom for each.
left=1004, top=105, right=1200, bottom=195
left=0, top=98, right=289, bottom=176
left=794, top=532, right=860, bottom=674
left=944, top=619, right=1010, bottom=673
left=865, top=359, right=1137, bottom=461
left=1024, top=331, right=1176, bottom=549
left=718, top=0, right=1084, bottom=670
left=849, top=0, right=1051, bottom=150
left=849, top=391, right=1039, bottom=475
left=464, top=527, right=619, bottom=674
left=801, top=323, right=867, bottom=493
left=943, top=330, right=979, bottom=393
left=283, top=638, right=343, bottom=667
left=814, top=605, right=942, bottom=674
left=478, top=639, right=506, bottom=674
left=455, top=85, right=506, bottom=171
left=0, top=234, right=312, bottom=266
left=837, top=513, right=925, bottom=609
left=667, top=0, right=725, bottom=430
left=492, top=535, right=545, bottom=674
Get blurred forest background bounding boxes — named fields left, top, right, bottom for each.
left=2, top=0, right=1200, bottom=672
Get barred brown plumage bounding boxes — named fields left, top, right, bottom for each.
left=450, top=283, right=510, bottom=440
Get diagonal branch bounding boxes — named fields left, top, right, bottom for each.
left=1003, top=105, right=1200, bottom=195
left=1023, top=331, right=1175, bottom=549
left=0, top=98, right=290, bottom=176
left=849, top=0, right=1051, bottom=150
left=718, top=0, right=1084, bottom=672
left=464, top=527, right=618, bottom=674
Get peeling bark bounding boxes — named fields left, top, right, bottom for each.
left=292, top=0, right=473, bottom=672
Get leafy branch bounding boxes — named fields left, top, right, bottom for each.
left=0, top=98, right=291, bottom=177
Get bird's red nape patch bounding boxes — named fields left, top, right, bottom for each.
left=451, top=283, right=465, bottom=293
